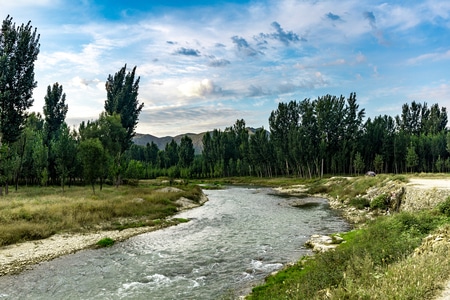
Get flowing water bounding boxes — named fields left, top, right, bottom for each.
left=0, top=186, right=350, bottom=299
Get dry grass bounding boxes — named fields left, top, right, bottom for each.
left=0, top=183, right=202, bottom=246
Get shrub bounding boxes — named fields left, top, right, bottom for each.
left=438, top=197, right=450, bottom=217
left=96, top=237, right=115, bottom=247
left=349, top=197, right=370, bottom=209
left=370, top=194, right=388, bottom=210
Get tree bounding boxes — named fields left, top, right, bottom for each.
left=269, top=101, right=300, bottom=175
left=43, top=83, right=68, bottom=144
left=178, top=135, right=195, bottom=168
left=353, top=152, right=365, bottom=175
left=0, top=16, right=40, bottom=144
left=104, top=65, right=144, bottom=153
left=43, top=82, right=68, bottom=183
left=78, top=138, right=104, bottom=193
left=406, top=143, right=419, bottom=173
left=78, top=113, right=126, bottom=187
left=52, top=124, right=76, bottom=192
left=373, top=154, right=384, bottom=174
left=164, top=139, right=179, bottom=168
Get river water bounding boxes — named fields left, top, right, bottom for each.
left=0, top=186, right=350, bottom=299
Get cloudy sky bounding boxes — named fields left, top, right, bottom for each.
left=3, top=0, right=450, bottom=137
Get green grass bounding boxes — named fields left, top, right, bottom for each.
left=96, top=237, right=115, bottom=247
left=0, top=183, right=202, bottom=246
left=247, top=210, right=450, bottom=300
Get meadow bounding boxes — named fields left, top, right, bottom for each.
left=0, top=181, right=203, bottom=247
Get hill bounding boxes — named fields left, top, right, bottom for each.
left=133, top=128, right=262, bottom=154
left=133, top=132, right=206, bottom=154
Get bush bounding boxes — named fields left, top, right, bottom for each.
left=349, top=197, right=370, bottom=209
left=438, top=197, right=450, bottom=217
left=370, top=194, right=388, bottom=210
left=96, top=237, right=115, bottom=247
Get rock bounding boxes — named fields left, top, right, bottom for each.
left=305, top=235, right=339, bottom=253
left=157, top=187, right=183, bottom=193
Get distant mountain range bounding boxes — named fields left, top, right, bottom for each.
left=133, top=128, right=261, bottom=154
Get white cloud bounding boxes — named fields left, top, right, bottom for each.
left=407, top=49, right=450, bottom=64
left=408, top=82, right=450, bottom=105
left=177, top=79, right=221, bottom=98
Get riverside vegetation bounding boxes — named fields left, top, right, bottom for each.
left=0, top=175, right=449, bottom=299
left=242, top=174, right=450, bottom=300
left=0, top=181, right=203, bottom=247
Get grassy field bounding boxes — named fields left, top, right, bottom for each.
left=0, top=181, right=203, bottom=247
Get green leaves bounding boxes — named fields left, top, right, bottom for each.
left=0, top=16, right=40, bottom=143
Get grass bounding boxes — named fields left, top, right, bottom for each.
left=96, top=237, right=115, bottom=248
left=248, top=210, right=450, bottom=300
left=246, top=174, right=450, bottom=300
left=0, top=182, right=203, bottom=246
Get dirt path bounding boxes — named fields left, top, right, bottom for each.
left=407, top=178, right=450, bottom=190
left=408, top=178, right=450, bottom=299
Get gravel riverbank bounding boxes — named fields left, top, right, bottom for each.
left=0, top=189, right=208, bottom=276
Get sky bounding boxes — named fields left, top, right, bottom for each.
left=3, top=0, right=450, bottom=137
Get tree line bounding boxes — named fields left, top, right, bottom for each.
left=1, top=16, right=449, bottom=194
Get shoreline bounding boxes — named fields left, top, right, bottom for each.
left=0, top=190, right=208, bottom=277
left=0, top=225, right=164, bottom=276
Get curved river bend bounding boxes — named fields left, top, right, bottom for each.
left=0, top=186, right=350, bottom=299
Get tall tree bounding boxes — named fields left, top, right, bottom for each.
left=0, top=16, right=40, bottom=144
left=43, top=82, right=68, bottom=183
left=43, top=82, right=68, bottom=144
left=178, top=135, right=195, bottom=168
left=52, top=124, right=76, bottom=192
left=104, top=64, right=144, bottom=153
left=78, top=138, right=104, bottom=194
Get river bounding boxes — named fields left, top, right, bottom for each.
left=0, top=186, right=350, bottom=299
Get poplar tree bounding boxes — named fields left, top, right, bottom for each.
left=43, top=82, right=68, bottom=144
left=104, top=65, right=144, bottom=153
left=0, top=16, right=40, bottom=144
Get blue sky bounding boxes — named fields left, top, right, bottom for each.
left=3, top=0, right=450, bottom=137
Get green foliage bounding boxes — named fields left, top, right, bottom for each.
left=373, top=153, right=384, bottom=173
left=178, top=135, right=195, bottom=168
left=78, top=138, right=105, bottom=193
left=370, top=193, right=388, bottom=210
left=0, top=16, right=40, bottom=144
left=104, top=64, right=144, bottom=153
left=43, top=82, right=68, bottom=145
left=249, top=211, right=443, bottom=299
left=438, top=197, right=450, bottom=217
left=353, top=152, right=365, bottom=175
left=349, top=197, right=370, bottom=209
left=406, top=142, right=419, bottom=172
left=96, top=237, right=115, bottom=247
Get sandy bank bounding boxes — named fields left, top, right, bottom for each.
left=0, top=189, right=208, bottom=276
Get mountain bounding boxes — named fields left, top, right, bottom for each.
left=133, top=132, right=206, bottom=154
left=133, top=127, right=263, bottom=154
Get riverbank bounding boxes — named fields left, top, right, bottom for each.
left=251, top=175, right=450, bottom=299
left=0, top=186, right=208, bottom=276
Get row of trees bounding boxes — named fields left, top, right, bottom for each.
left=125, top=95, right=449, bottom=179
left=194, top=97, right=449, bottom=178
left=2, top=16, right=450, bottom=193
left=0, top=16, right=147, bottom=193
